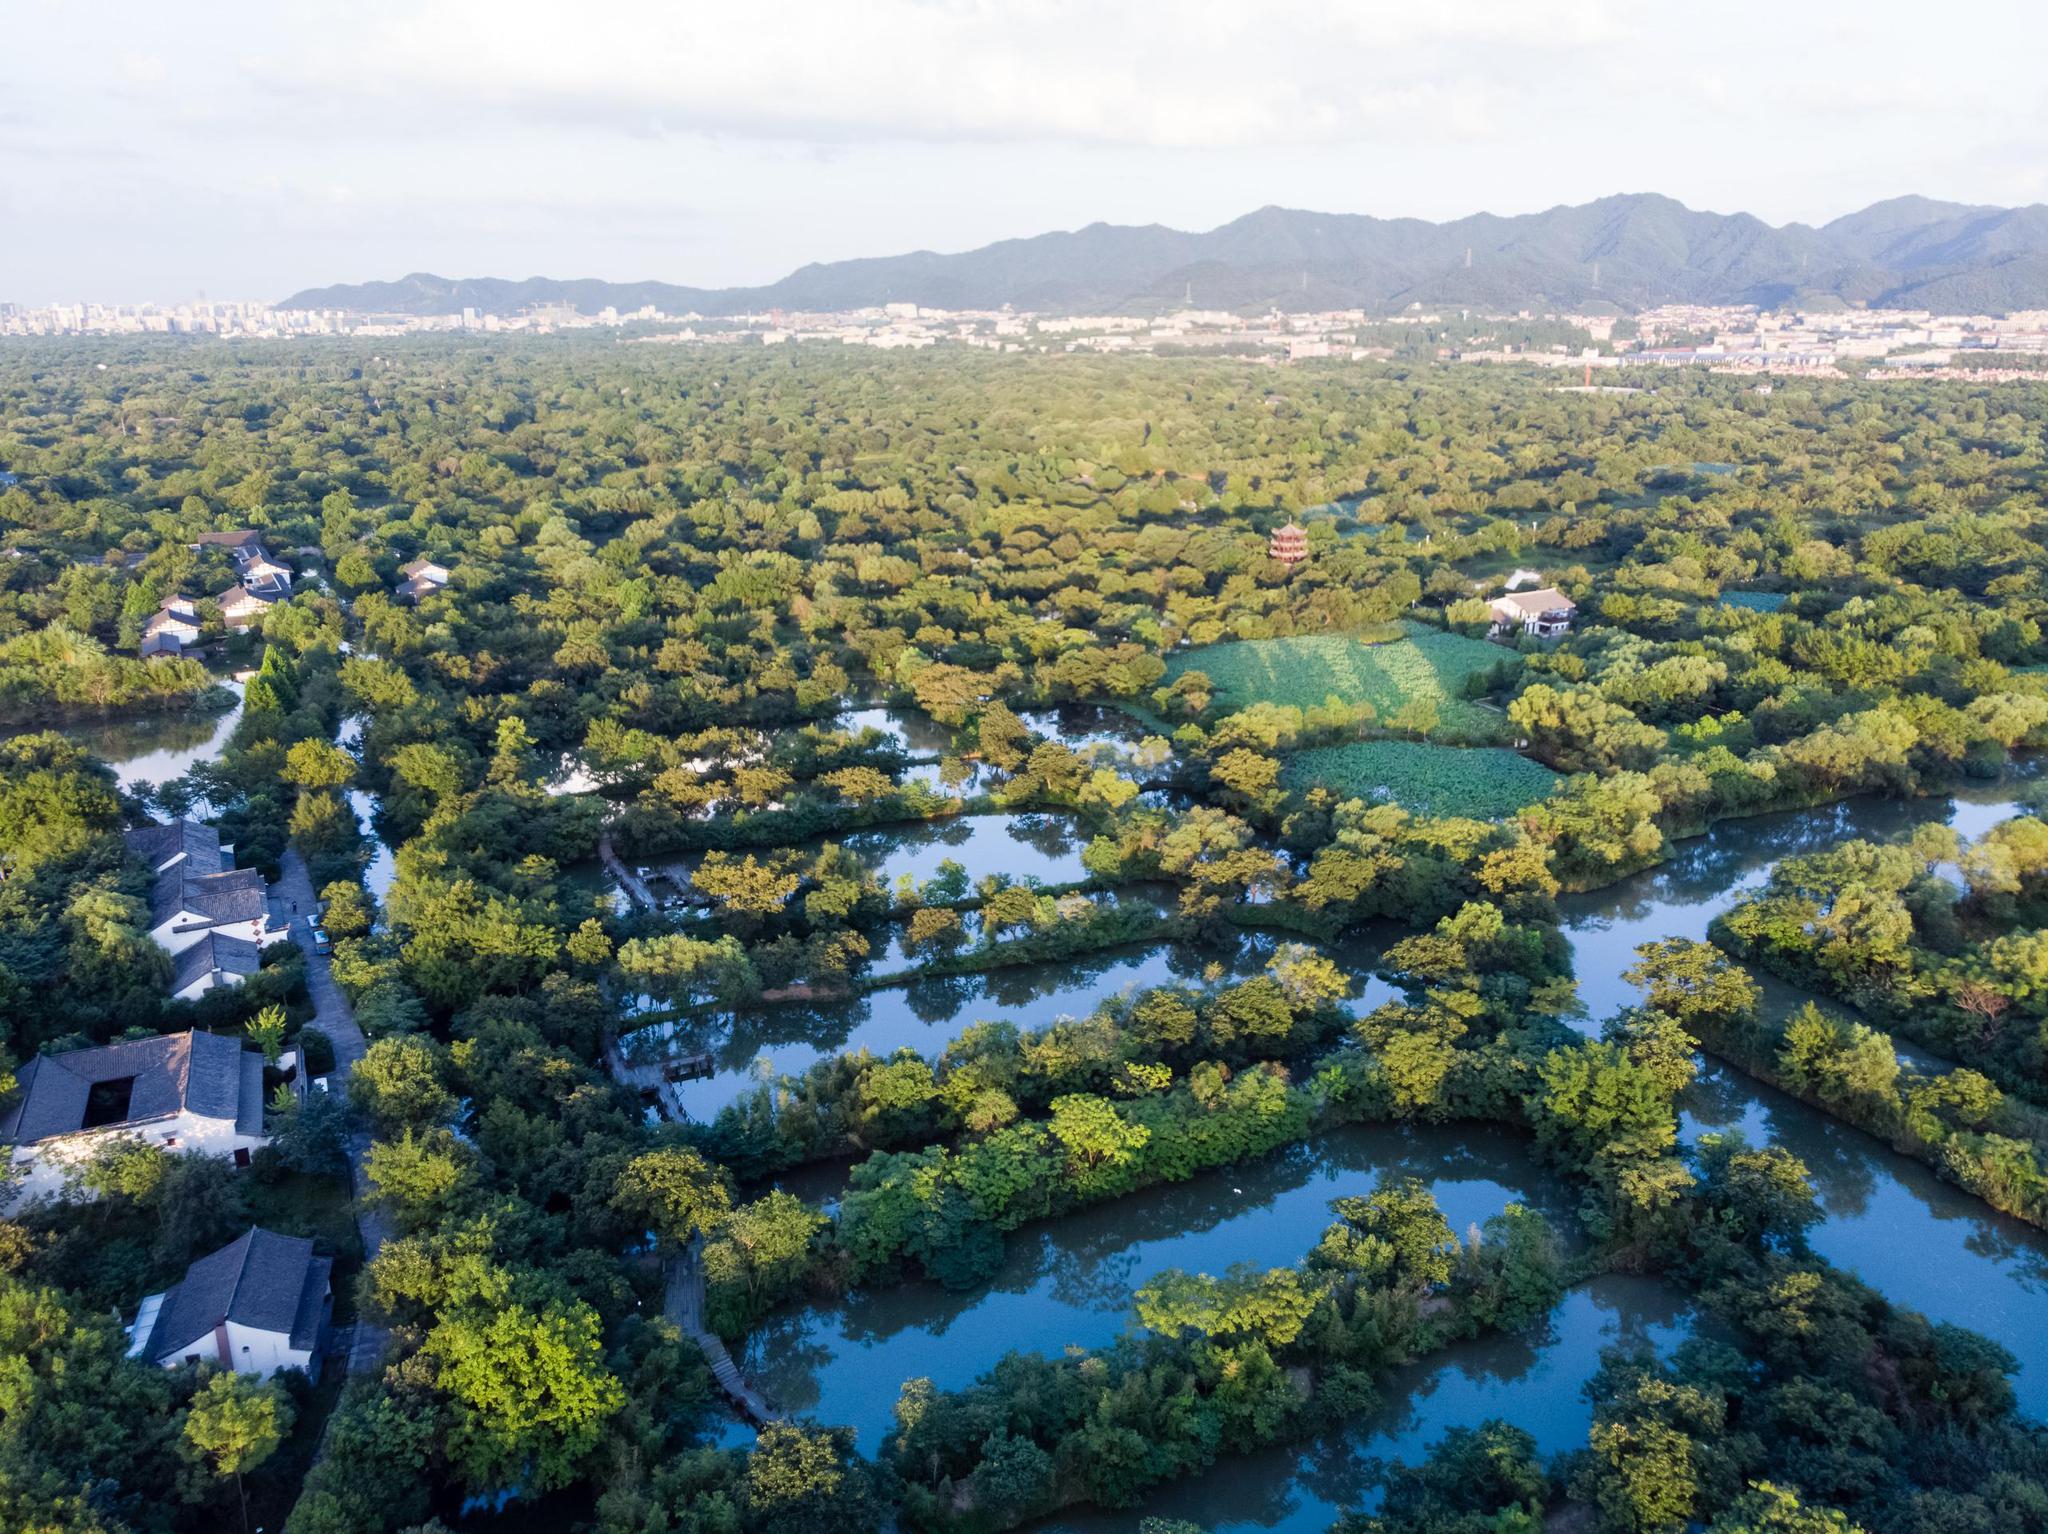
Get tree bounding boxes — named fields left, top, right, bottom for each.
left=1318, top=1178, right=1457, bottom=1291
left=1390, top=696, right=1441, bottom=739
left=349, top=1035, right=454, bottom=1131
left=183, top=1371, right=293, bottom=1534
left=908, top=662, right=988, bottom=727
left=245, top=1003, right=287, bottom=1066
left=363, top=1128, right=477, bottom=1226
left=1706, top=1483, right=1865, bottom=1534
left=425, top=1300, right=624, bottom=1493
left=283, top=738, right=357, bottom=790
left=1136, top=1263, right=1324, bottom=1347
left=905, top=905, right=965, bottom=955
left=610, top=1147, right=732, bottom=1249
left=271, top=1081, right=355, bottom=1174
left=1047, top=1094, right=1148, bottom=1195
left=744, top=1422, right=880, bottom=1534
left=692, top=852, right=803, bottom=917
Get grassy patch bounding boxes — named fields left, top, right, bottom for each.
left=1283, top=740, right=1558, bottom=819
left=1165, top=625, right=1516, bottom=737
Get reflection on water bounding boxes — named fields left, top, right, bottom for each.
left=1558, top=777, right=2048, bottom=1414
left=1558, top=781, right=2028, bottom=1023
left=662, top=812, right=1096, bottom=893
left=1041, top=1277, right=1693, bottom=1534
left=11, top=681, right=245, bottom=792
left=623, top=929, right=1400, bottom=1121
left=836, top=703, right=956, bottom=757
left=747, top=1121, right=1577, bottom=1457
left=1679, top=1057, right=2048, bottom=1400
left=339, top=716, right=397, bottom=904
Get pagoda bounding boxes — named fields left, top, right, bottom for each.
left=1269, top=522, right=1309, bottom=564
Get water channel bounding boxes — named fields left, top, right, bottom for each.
left=44, top=683, right=2048, bottom=1529
left=617, top=924, right=1401, bottom=1122
left=652, top=809, right=1098, bottom=895
left=1555, top=781, right=2048, bottom=1417
left=705, top=774, right=2048, bottom=1533
left=337, top=715, right=396, bottom=903
left=744, top=1120, right=1586, bottom=1460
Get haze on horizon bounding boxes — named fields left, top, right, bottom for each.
left=4, top=0, right=2045, bottom=306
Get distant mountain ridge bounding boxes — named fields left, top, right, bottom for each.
left=282, top=194, right=2048, bottom=317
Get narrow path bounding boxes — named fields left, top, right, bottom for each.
left=271, top=846, right=391, bottom=1378
left=663, top=1239, right=780, bottom=1426
left=597, top=830, right=657, bottom=911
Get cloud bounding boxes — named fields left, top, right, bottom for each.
left=295, top=0, right=1614, bottom=150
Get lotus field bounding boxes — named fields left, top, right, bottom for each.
left=1282, top=740, right=1559, bottom=819
left=1163, top=625, right=1516, bottom=737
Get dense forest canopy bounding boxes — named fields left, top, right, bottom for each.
left=2, top=338, right=2048, bottom=1534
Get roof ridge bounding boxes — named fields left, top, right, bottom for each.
left=218, top=1227, right=260, bottom=1325
left=174, top=1027, right=197, bottom=1104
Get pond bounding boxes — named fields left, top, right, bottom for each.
left=1014, top=703, right=1149, bottom=750
left=13, top=679, right=246, bottom=793
left=744, top=1121, right=1582, bottom=1458
left=615, top=927, right=1402, bottom=1122
left=841, top=700, right=1164, bottom=779
left=836, top=702, right=957, bottom=757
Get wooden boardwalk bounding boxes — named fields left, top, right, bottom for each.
left=665, top=1240, right=780, bottom=1427
left=597, top=830, right=657, bottom=911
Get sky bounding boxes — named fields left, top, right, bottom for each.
left=5, top=0, right=2046, bottom=304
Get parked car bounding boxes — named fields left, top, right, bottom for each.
left=310, top=923, right=331, bottom=954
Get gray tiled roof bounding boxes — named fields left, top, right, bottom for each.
left=235, top=1051, right=265, bottom=1138
left=141, top=1228, right=330, bottom=1362
left=125, top=820, right=224, bottom=876
left=170, top=931, right=261, bottom=995
left=191, top=530, right=261, bottom=550
left=0, top=1030, right=255, bottom=1145
left=150, top=866, right=267, bottom=931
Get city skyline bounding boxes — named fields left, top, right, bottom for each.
left=4, top=0, right=2046, bottom=304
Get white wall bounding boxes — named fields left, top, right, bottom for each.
left=148, top=912, right=275, bottom=957
left=5, top=1113, right=267, bottom=1209
left=150, top=1319, right=317, bottom=1377
left=171, top=967, right=249, bottom=1003
left=221, top=1316, right=319, bottom=1377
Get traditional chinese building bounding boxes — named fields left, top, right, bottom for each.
left=1269, top=522, right=1308, bottom=564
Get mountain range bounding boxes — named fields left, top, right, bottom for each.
left=282, top=193, right=2048, bottom=318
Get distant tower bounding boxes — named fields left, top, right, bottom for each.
left=1463, top=247, right=1472, bottom=269
left=1591, top=260, right=1600, bottom=289
left=1300, top=270, right=1308, bottom=291
left=1184, top=280, right=1193, bottom=305
left=1269, top=522, right=1309, bottom=565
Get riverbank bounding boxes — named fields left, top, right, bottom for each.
left=0, top=677, right=238, bottom=732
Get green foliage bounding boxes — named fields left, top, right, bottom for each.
left=1163, top=627, right=1515, bottom=738
left=423, top=1299, right=625, bottom=1494
left=1283, top=740, right=1558, bottom=819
